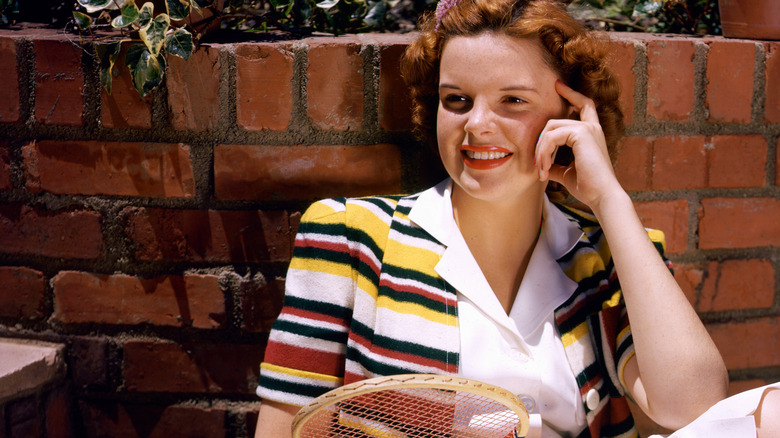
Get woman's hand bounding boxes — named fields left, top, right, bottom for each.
left=534, top=80, right=623, bottom=210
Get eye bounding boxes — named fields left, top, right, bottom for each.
left=502, top=96, right=527, bottom=105
left=441, top=94, right=472, bottom=112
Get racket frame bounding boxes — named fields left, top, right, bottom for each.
left=291, top=373, right=530, bottom=438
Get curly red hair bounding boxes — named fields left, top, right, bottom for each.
left=401, top=0, right=624, bottom=160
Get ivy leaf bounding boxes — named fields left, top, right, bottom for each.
left=363, top=0, right=387, bottom=27
left=76, top=0, right=117, bottom=13
left=316, top=0, right=338, bottom=9
left=125, top=43, right=165, bottom=97
left=139, top=14, right=170, bottom=55
left=136, top=2, right=154, bottom=27
left=166, top=0, right=191, bottom=20
left=111, top=0, right=139, bottom=28
left=164, top=28, right=194, bottom=60
left=95, top=41, right=122, bottom=94
left=72, top=11, right=93, bottom=30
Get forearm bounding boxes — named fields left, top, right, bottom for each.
left=256, top=400, right=299, bottom=438
left=591, top=190, right=728, bottom=427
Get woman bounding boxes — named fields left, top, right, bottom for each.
left=254, top=0, right=733, bottom=436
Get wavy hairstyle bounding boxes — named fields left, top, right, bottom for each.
left=401, top=0, right=625, bottom=161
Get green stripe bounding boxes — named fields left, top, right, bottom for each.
left=258, top=373, right=333, bottom=399
left=283, top=295, right=352, bottom=321
left=273, top=319, right=348, bottom=344
left=350, top=319, right=457, bottom=365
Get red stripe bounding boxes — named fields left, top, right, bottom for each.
left=283, top=306, right=348, bottom=328
left=379, top=277, right=449, bottom=305
left=263, top=340, right=345, bottom=377
left=349, top=332, right=451, bottom=372
left=296, top=237, right=349, bottom=253
left=296, top=236, right=382, bottom=277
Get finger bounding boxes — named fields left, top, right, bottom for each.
left=535, top=131, right=559, bottom=181
left=548, top=163, right=578, bottom=192
left=555, top=80, right=599, bottom=124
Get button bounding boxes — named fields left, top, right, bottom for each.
left=586, top=388, right=600, bottom=410
left=518, top=394, right=536, bottom=412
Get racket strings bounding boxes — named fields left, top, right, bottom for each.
left=297, top=387, right=522, bottom=438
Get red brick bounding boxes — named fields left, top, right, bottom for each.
left=698, top=197, right=780, bottom=249
left=378, top=40, right=412, bottom=131
left=23, top=140, right=195, bottom=198
left=68, top=336, right=109, bottom=389
left=0, top=266, right=46, bottom=320
left=240, top=275, right=285, bottom=333
left=0, top=36, right=20, bottom=123
left=614, top=136, right=652, bottom=191
left=706, top=40, right=755, bottom=123
left=100, top=46, right=153, bottom=129
left=647, top=40, right=695, bottom=121
left=123, top=340, right=263, bottom=393
left=765, top=42, right=780, bottom=123
left=651, top=136, right=707, bottom=190
left=777, top=138, right=780, bottom=185
left=307, top=36, right=364, bottom=131
left=79, top=401, right=226, bottom=438
left=34, top=38, right=84, bottom=126
left=634, top=199, right=689, bottom=254
left=698, top=259, right=775, bottom=312
left=607, top=40, right=636, bottom=127
left=214, top=144, right=402, bottom=201
left=706, top=135, right=767, bottom=188
left=8, top=397, right=38, bottom=438
left=236, top=43, right=293, bottom=131
left=126, top=207, right=293, bottom=263
left=707, top=317, right=780, bottom=370
left=52, top=271, right=225, bottom=328
left=1, top=140, right=11, bottom=190
left=0, top=204, right=103, bottom=259
left=45, top=387, right=72, bottom=438
left=167, top=46, right=221, bottom=131
left=672, top=263, right=702, bottom=307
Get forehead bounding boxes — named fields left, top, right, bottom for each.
left=439, top=33, right=558, bottom=86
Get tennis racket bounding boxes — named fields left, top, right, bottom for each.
left=291, top=374, right=531, bottom=438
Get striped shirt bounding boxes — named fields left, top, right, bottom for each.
left=257, top=182, right=671, bottom=438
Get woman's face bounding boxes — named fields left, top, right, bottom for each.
left=437, top=32, right=570, bottom=205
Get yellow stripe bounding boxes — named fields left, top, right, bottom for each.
left=289, top=258, right=352, bottom=278
left=603, top=290, right=623, bottom=309
left=560, top=321, right=589, bottom=347
left=261, top=362, right=343, bottom=384
left=646, top=228, right=667, bottom=252
left=376, top=297, right=458, bottom=327
left=564, top=251, right=604, bottom=283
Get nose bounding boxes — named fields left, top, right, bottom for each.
left=464, top=99, right=495, bottom=137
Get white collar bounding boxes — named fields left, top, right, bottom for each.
left=408, top=178, right=584, bottom=337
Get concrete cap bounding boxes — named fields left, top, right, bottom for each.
left=0, top=338, right=66, bottom=401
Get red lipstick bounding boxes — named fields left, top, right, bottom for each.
left=461, top=145, right=513, bottom=170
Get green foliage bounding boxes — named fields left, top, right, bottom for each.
left=73, top=0, right=416, bottom=96
left=566, top=0, right=721, bottom=35
left=1, top=0, right=18, bottom=25
left=74, top=0, right=195, bottom=97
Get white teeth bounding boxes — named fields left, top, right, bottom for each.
left=465, top=150, right=509, bottom=160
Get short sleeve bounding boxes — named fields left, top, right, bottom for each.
left=256, top=198, right=357, bottom=407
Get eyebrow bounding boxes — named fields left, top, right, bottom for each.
left=438, top=83, right=539, bottom=93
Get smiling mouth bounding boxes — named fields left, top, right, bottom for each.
left=460, top=146, right=513, bottom=170
left=464, top=150, right=511, bottom=160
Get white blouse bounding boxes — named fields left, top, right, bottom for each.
left=408, top=180, right=588, bottom=437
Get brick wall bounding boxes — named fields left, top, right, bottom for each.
left=0, top=25, right=778, bottom=437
